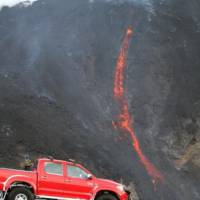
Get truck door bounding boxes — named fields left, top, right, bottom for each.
left=37, top=161, right=65, bottom=198
left=63, top=164, right=94, bottom=200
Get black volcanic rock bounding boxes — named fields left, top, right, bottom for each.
left=0, top=0, right=200, bottom=199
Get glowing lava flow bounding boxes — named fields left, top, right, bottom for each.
left=113, top=27, right=164, bottom=185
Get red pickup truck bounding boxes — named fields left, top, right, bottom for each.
left=0, top=158, right=130, bottom=200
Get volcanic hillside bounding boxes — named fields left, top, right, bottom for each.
left=0, top=0, right=200, bottom=199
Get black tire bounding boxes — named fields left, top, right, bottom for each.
left=7, top=187, right=34, bottom=200
left=96, top=194, right=118, bottom=200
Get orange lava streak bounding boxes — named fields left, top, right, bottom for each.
left=113, top=27, right=164, bottom=185
left=114, top=27, right=133, bottom=99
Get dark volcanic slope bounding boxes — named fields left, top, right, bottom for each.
left=0, top=0, right=200, bottom=199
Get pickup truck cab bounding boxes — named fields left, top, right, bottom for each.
left=0, top=158, right=130, bottom=200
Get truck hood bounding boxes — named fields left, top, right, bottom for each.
left=96, top=178, right=121, bottom=187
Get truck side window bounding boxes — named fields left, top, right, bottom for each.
left=67, top=165, right=88, bottom=179
left=45, top=162, right=63, bottom=175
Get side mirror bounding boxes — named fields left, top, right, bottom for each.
left=86, top=174, right=93, bottom=180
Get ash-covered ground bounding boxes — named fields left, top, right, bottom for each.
left=0, top=0, right=200, bottom=199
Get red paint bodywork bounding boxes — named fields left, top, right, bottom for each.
left=0, top=158, right=129, bottom=200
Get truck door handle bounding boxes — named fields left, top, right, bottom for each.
left=64, top=180, right=71, bottom=182
left=41, top=176, right=47, bottom=179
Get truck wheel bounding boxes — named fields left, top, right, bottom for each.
left=7, top=188, right=34, bottom=200
left=96, top=194, right=118, bottom=200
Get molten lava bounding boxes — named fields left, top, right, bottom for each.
left=113, top=27, right=164, bottom=185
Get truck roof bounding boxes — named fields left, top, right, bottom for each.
left=38, top=158, right=84, bottom=167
